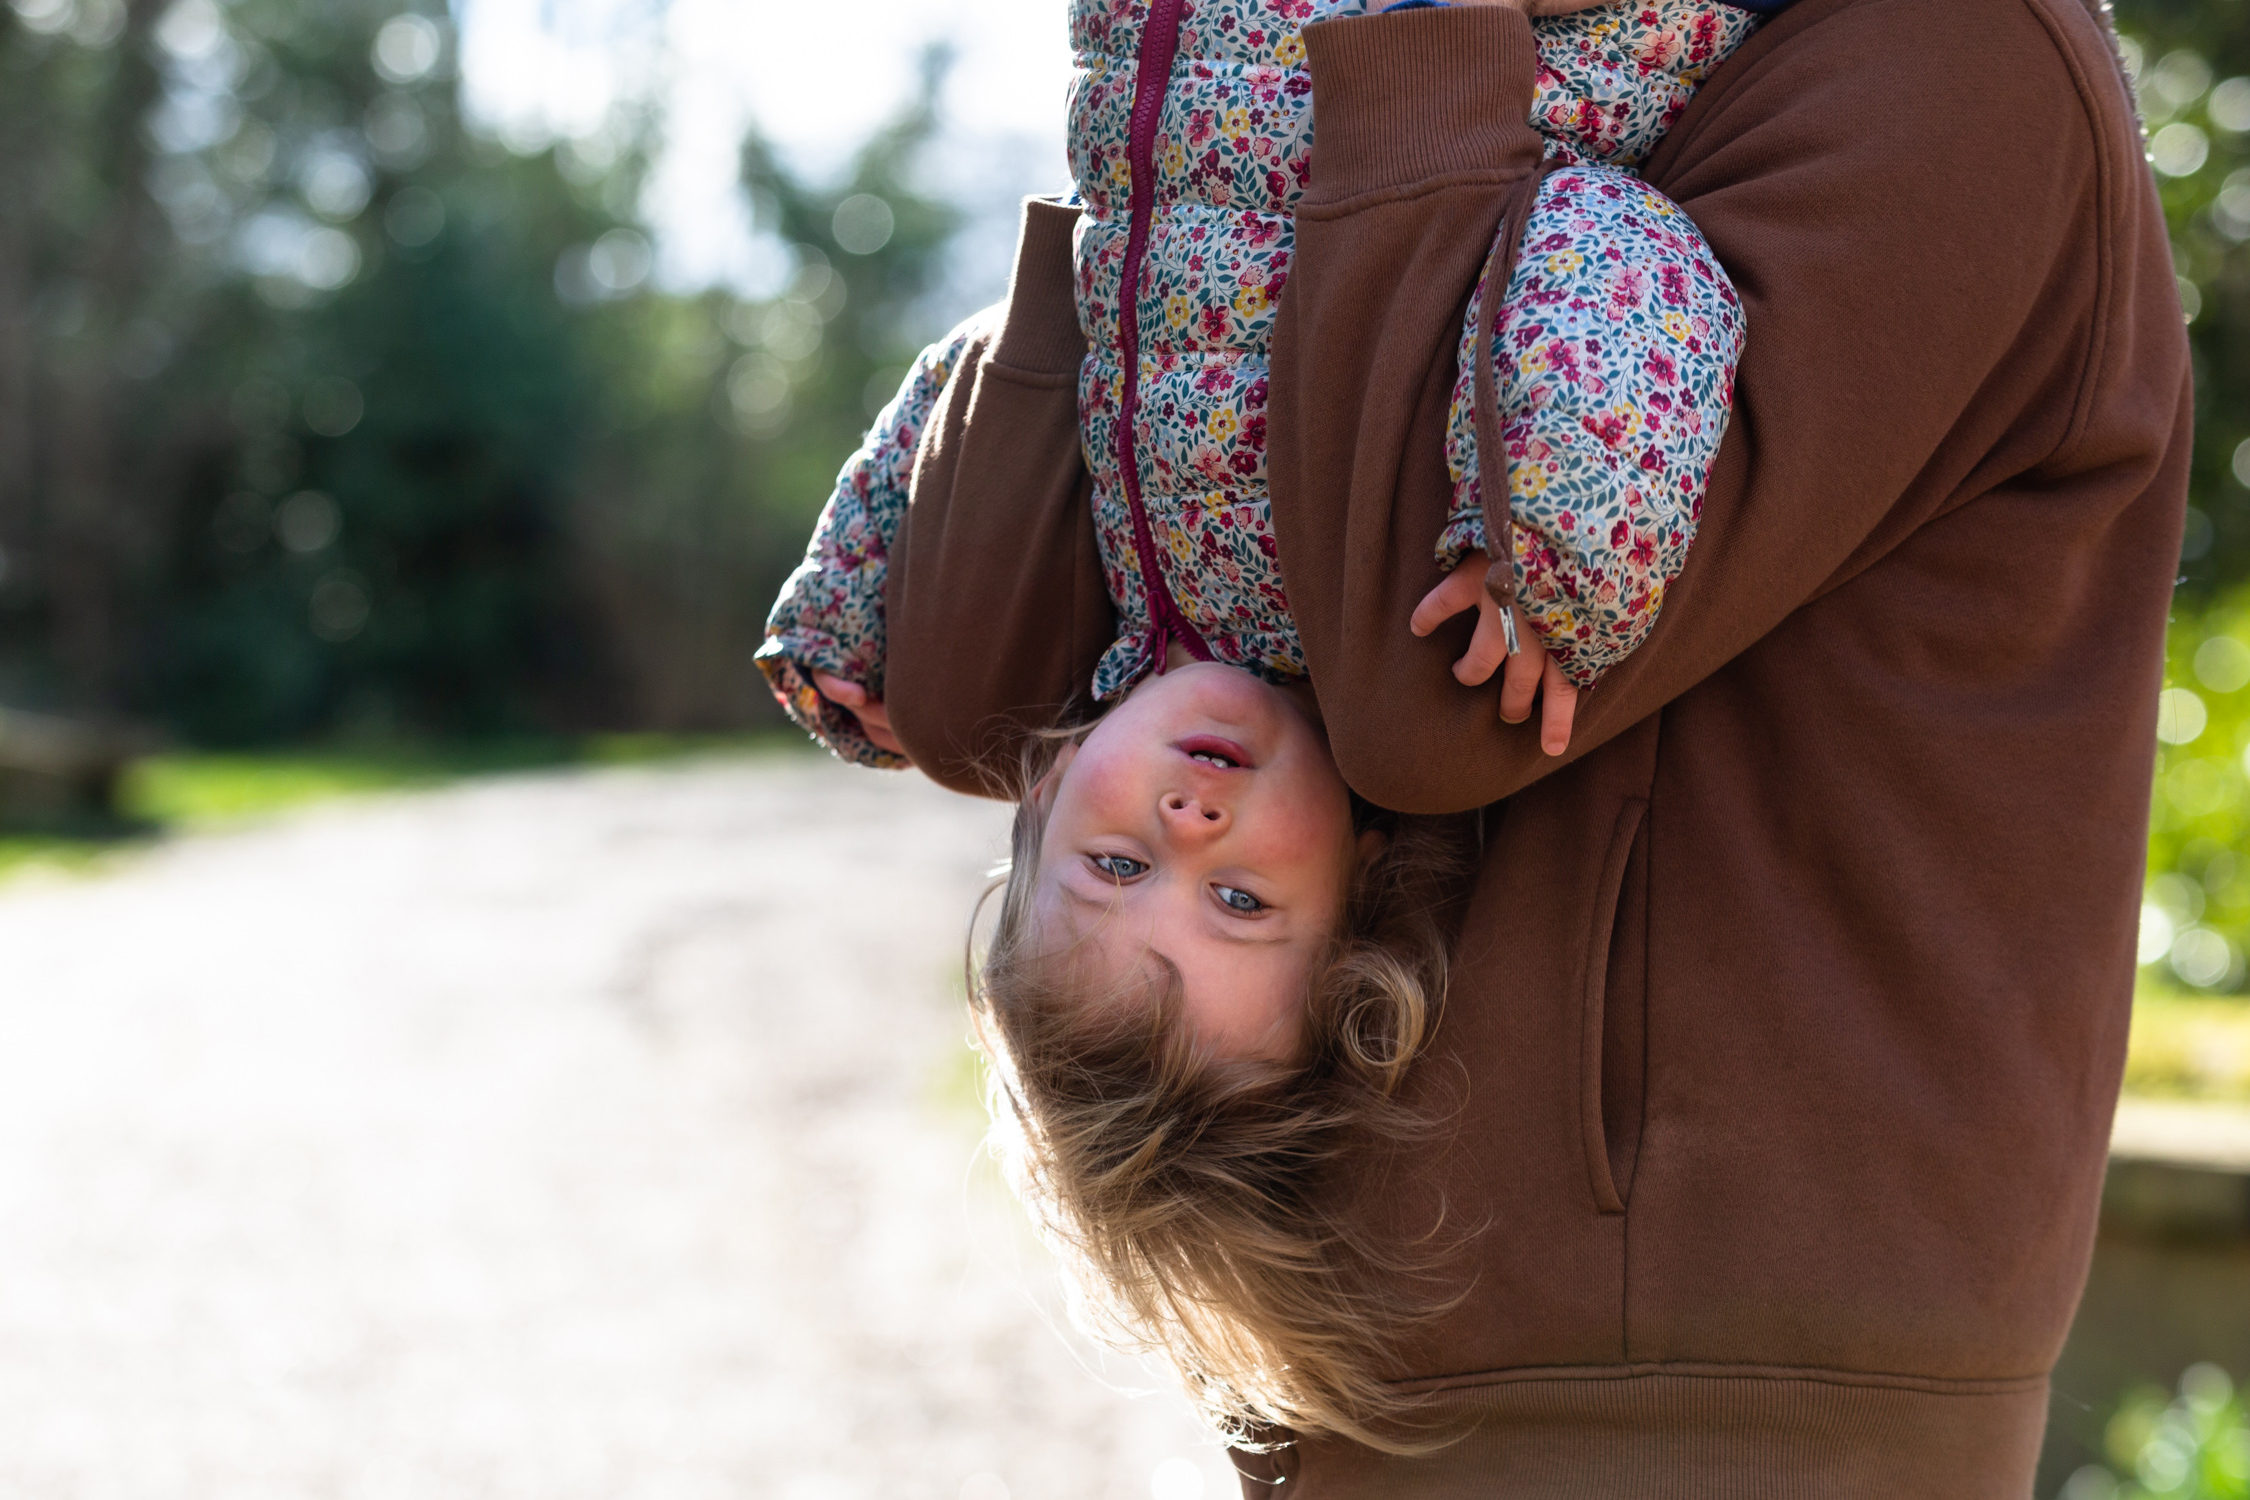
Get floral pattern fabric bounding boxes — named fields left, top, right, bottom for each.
left=760, top=0, right=1760, bottom=766
left=1069, top=0, right=1757, bottom=701
left=1437, top=155, right=1748, bottom=688
left=1070, top=0, right=1367, bottom=699
left=755, top=313, right=983, bottom=769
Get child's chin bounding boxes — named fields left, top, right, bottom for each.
left=1160, top=660, right=1280, bottom=712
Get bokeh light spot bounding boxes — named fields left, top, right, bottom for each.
left=2158, top=686, right=2209, bottom=744
left=2195, top=635, right=2250, bottom=693
left=2150, top=121, right=2211, bottom=178
left=304, top=378, right=365, bottom=438
left=832, top=194, right=896, bottom=256
left=373, top=13, right=443, bottom=86
left=275, top=491, right=341, bottom=554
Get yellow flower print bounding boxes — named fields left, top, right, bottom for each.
left=1108, top=158, right=1131, bottom=192
left=1162, top=140, right=1186, bottom=176
left=1231, top=283, right=1270, bottom=319
left=1167, top=294, right=1191, bottom=329
left=1546, top=250, right=1586, bottom=275
left=1168, top=527, right=1194, bottom=562
left=1224, top=106, right=1251, bottom=140
left=1512, top=466, right=1550, bottom=498
left=1275, top=31, right=1304, bottom=66
left=1209, top=407, right=1239, bottom=440
left=1663, top=310, right=1692, bottom=342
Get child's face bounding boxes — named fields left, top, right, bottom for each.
left=1031, top=663, right=1361, bottom=1062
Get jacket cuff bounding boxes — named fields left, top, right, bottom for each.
left=1300, top=7, right=1543, bottom=205
left=990, top=196, right=1087, bottom=376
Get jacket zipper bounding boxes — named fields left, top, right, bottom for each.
left=1115, top=0, right=1213, bottom=671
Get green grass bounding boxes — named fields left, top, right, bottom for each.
left=0, top=732, right=810, bottom=883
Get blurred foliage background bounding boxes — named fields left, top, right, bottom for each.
left=0, top=0, right=963, bottom=762
left=2119, top=0, right=2250, bottom=1052
left=5, top=0, right=2250, bottom=1027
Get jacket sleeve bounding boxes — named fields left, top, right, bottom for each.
left=885, top=197, right=1118, bottom=798
left=1434, top=160, right=1745, bottom=692
left=1272, top=0, right=2149, bottom=813
left=756, top=314, right=990, bottom=770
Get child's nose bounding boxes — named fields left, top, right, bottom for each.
left=1160, top=790, right=1228, bottom=837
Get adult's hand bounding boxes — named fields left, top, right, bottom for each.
left=1409, top=550, right=1580, bottom=757
left=811, top=671, right=910, bottom=762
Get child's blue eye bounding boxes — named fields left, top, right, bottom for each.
left=1091, top=854, right=1148, bottom=881
left=1215, top=885, right=1264, bottom=913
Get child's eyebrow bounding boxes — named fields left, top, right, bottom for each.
left=1189, top=922, right=1295, bottom=949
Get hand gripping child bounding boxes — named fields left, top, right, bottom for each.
left=760, top=0, right=1756, bottom=1453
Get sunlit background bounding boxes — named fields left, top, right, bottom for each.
left=0, top=0, right=2248, bottom=1496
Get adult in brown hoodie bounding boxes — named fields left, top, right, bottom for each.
left=882, top=0, right=2192, bottom=1491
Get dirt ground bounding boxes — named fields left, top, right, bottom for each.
left=0, top=755, right=1241, bottom=1500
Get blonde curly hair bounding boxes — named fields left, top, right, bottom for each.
left=967, top=729, right=1472, bottom=1454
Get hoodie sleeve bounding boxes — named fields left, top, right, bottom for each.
left=1270, top=0, right=2163, bottom=814
left=755, top=313, right=989, bottom=770
left=1434, top=159, right=1745, bottom=691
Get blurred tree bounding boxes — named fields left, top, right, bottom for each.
left=0, top=0, right=966, bottom=747
left=2112, top=0, right=2250, bottom=995
left=2111, top=0, right=2250, bottom=594
left=0, top=0, right=172, bottom=716
left=568, top=47, right=963, bottom=728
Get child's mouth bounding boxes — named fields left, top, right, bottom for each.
left=1177, top=735, right=1254, bottom=770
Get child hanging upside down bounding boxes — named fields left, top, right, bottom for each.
left=759, top=0, right=1758, bottom=1453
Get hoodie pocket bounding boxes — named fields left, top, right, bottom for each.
left=1580, top=797, right=1649, bottom=1215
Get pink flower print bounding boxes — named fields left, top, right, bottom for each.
left=1582, top=411, right=1630, bottom=449
left=1658, top=262, right=1689, bottom=307
left=1643, top=349, right=1677, bottom=385
left=1606, top=267, right=1647, bottom=319
left=1547, top=340, right=1585, bottom=386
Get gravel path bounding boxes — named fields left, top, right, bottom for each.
left=0, top=757, right=1239, bottom=1500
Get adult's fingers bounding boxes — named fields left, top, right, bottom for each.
left=1452, top=599, right=1511, bottom=686
left=1498, top=633, right=1544, bottom=724
left=1539, top=656, right=1579, bottom=757
left=811, top=670, right=867, bottom=708
left=860, top=716, right=907, bottom=757
left=812, top=670, right=910, bottom=760
left=1410, top=565, right=1483, bottom=638
left=856, top=696, right=896, bottom=736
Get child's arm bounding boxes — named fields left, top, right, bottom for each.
left=756, top=313, right=988, bottom=769
left=1412, top=161, right=1745, bottom=716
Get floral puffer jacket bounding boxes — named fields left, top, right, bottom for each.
left=760, top=0, right=1756, bottom=769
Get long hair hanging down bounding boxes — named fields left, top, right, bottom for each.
left=967, top=729, right=1473, bottom=1454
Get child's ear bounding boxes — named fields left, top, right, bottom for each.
left=1032, top=740, right=1079, bottom=812
left=1354, top=826, right=1389, bottom=871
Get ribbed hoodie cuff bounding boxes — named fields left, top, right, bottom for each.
left=1301, top=6, right=1544, bottom=206
left=990, top=196, right=1087, bottom=376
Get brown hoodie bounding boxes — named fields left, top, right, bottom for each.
left=885, top=0, right=2191, bottom=1491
